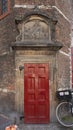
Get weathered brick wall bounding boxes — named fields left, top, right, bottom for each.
left=57, top=53, right=70, bottom=89
left=0, top=4, right=18, bottom=54
left=55, top=0, right=72, bottom=20
left=15, top=0, right=55, bottom=6
left=0, top=53, right=15, bottom=112
left=55, top=14, right=71, bottom=50
left=54, top=1, right=71, bottom=89
left=56, top=17, right=71, bottom=89
left=0, top=0, right=18, bottom=112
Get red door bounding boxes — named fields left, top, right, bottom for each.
left=24, top=63, right=50, bottom=123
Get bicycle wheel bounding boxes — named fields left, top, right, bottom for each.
left=56, top=102, right=73, bottom=127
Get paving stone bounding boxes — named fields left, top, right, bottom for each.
left=18, top=123, right=73, bottom=130
left=0, top=115, right=13, bottom=130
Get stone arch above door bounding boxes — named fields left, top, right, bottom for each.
left=12, top=8, right=63, bottom=51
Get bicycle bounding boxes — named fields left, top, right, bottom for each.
left=56, top=89, right=73, bottom=127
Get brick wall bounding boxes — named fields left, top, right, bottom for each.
left=56, top=16, right=71, bottom=89
left=15, top=0, right=55, bottom=6
left=0, top=0, right=18, bottom=112
left=55, top=0, right=72, bottom=20
left=54, top=1, right=71, bottom=89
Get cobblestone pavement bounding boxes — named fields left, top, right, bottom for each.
left=0, top=112, right=73, bottom=130
left=18, top=123, right=73, bottom=130
left=0, top=114, right=13, bottom=130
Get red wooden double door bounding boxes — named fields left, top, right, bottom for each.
left=24, top=63, right=50, bottom=123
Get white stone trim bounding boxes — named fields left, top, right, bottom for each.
left=14, top=4, right=34, bottom=8
left=59, top=50, right=70, bottom=57
left=14, top=4, right=51, bottom=9
left=52, top=6, right=71, bottom=23
left=0, top=88, right=16, bottom=93
left=0, top=52, right=10, bottom=56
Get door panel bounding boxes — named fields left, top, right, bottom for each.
left=24, top=63, right=49, bottom=123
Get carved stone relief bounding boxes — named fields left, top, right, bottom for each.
left=16, top=17, right=50, bottom=41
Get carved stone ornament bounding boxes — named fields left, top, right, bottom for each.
left=13, top=9, right=63, bottom=51
left=16, top=17, right=50, bottom=41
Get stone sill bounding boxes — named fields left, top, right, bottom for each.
left=11, top=40, right=63, bottom=51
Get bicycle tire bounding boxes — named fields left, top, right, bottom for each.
left=56, top=102, right=73, bottom=127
